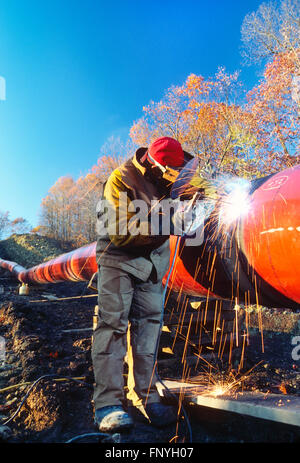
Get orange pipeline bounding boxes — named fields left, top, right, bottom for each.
left=0, top=166, right=299, bottom=309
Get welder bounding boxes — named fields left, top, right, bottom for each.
left=92, top=136, right=216, bottom=433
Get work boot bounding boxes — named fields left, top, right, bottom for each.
left=144, top=402, right=178, bottom=427
left=128, top=404, right=150, bottom=424
left=94, top=406, right=133, bottom=432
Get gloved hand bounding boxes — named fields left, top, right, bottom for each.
left=171, top=196, right=215, bottom=236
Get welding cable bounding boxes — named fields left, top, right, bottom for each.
left=0, top=373, right=114, bottom=443
left=65, top=432, right=110, bottom=443
left=1, top=374, right=93, bottom=427
left=0, top=381, right=32, bottom=394
left=153, top=235, right=193, bottom=443
left=0, top=376, right=90, bottom=395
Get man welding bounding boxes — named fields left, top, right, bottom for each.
left=92, top=137, right=214, bottom=433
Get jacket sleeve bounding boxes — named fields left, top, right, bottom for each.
left=189, top=168, right=219, bottom=201
left=102, top=168, right=166, bottom=248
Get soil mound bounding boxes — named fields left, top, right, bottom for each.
left=0, top=234, right=75, bottom=268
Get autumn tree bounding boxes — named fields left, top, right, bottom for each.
left=239, top=0, right=300, bottom=173
left=71, top=173, right=104, bottom=245
left=0, top=211, right=10, bottom=239
left=91, top=136, right=134, bottom=180
left=9, top=217, right=32, bottom=235
left=246, top=50, right=299, bottom=171
left=39, top=136, right=132, bottom=245
left=241, top=0, right=300, bottom=67
left=30, top=225, right=43, bottom=234
left=130, top=2, right=299, bottom=178
left=130, top=69, right=259, bottom=177
left=40, top=176, right=76, bottom=242
left=0, top=212, right=32, bottom=239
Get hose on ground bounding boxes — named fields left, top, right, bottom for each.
left=154, top=235, right=193, bottom=443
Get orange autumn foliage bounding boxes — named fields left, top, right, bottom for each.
left=130, top=69, right=260, bottom=177
left=246, top=50, right=300, bottom=171
left=131, top=53, right=299, bottom=178
left=39, top=138, right=129, bottom=246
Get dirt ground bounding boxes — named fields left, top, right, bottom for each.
left=0, top=270, right=299, bottom=444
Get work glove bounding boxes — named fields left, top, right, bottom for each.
left=171, top=196, right=216, bottom=236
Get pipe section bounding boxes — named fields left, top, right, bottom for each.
left=0, top=164, right=299, bottom=309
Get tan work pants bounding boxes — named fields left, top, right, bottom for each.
left=91, top=265, right=164, bottom=410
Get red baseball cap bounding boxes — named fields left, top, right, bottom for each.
left=146, top=137, right=184, bottom=167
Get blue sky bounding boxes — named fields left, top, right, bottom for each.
left=0, top=0, right=263, bottom=228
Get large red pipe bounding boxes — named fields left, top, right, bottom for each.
left=0, top=165, right=299, bottom=309
left=165, top=164, right=300, bottom=309
left=0, top=242, right=97, bottom=284
left=241, top=166, right=300, bottom=305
